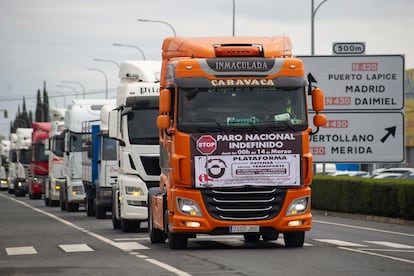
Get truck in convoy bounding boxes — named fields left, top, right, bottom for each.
left=82, top=102, right=118, bottom=219
left=44, top=108, right=65, bottom=206
left=14, top=128, right=33, bottom=197
left=29, top=122, right=50, bottom=199
left=0, top=139, right=10, bottom=190
left=7, top=133, right=17, bottom=194
left=150, top=36, right=327, bottom=249
left=108, top=60, right=161, bottom=232
left=61, top=99, right=114, bottom=212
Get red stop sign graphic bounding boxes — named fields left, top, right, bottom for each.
left=196, top=135, right=217, bottom=155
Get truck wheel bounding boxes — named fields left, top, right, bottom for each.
left=112, top=199, right=121, bottom=229
left=50, top=200, right=59, bottom=207
left=121, top=219, right=140, bottom=232
left=283, top=231, right=305, bottom=248
left=148, top=188, right=166, bottom=243
left=86, top=198, right=95, bottom=217
left=67, top=202, right=79, bottom=212
left=60, top=190, right=66, bottom=211
left=168, top=233, right=188, bottom=249
left=44, top=194, right=50, bottom=206
left=96, top=205, right=106, bottom=219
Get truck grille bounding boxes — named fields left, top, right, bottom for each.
left=201, top=187, right=286, bottom=221
left=140, top=156, right=161, bottom=176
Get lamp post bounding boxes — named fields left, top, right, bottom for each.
left=112, top=43, right=146, bottom=60
left=87, top=68, right=108, bottom=99
left=61, top=80, right=85, bottom=99
left=232, top=0, right=235, bottom=36
left=137, top=19, right=176, bottom=37
left=56, top=84, right=78, bottom=99
left=311, top=0, right=329, bottom=55
left=93, top=58, right=120, bottom=69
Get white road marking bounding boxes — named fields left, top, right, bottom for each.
left=365, top=241, right=414, bottom=249
left=6, top=246, right=37, bottom=256
left=314, top=239, right=367, bottom=247
left=0, top=193, right=190, bottom=276
left=114, top=237, right=148, bottom=241
left=339, top=246, right=414, bottom=265
left=145, top=258, right=192, bottom=276
left=314, top=219, right=414, bottom=237
left=112, top=242, right=149, bottom=251
left=59, top=244, right=94, bottom=253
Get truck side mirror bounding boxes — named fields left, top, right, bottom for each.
left=313, top=114, right=327, bottom=127
left=108, top=110, right=119, bottom=139
left=311, top=88, right=324, bottom=112
left=157, top=114, right=170, bottom=129
left=159, top=89, right=171, bottom=113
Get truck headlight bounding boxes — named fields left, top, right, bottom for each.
left=286, top=196, right=309, bottom=216
left=125, top=186, right=143, bottom=197
left=177, top=197, right=202, bottom=217
left=71, top=186, right=84, bottom=195
left=33, top=177, right=44, bottom=185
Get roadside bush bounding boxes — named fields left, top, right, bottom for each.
left=312, top=175, right=414, bottom=220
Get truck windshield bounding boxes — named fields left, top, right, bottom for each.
left=177, top=87, right=307, bottom=132
left=102, top=136, right=116, bottom=160
left=70, top=133, right=83, bottom=152
left=34, top=143, right=48, bottom=162
left=127, top=108, right=159, bottom=145
left=53, top=136, right=64, bottom=157
left=19, top=149, right=32, bottom=164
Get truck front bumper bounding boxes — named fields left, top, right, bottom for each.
left=168, top=187, right=312, bottom=234
left=67, top=181, right=85, bottom=203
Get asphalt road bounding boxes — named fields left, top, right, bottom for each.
left=0, top=190, right=413, bottom=276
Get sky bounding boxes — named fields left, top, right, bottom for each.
left=0, top=0, right=413, bottom=138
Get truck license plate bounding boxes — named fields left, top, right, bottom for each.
left=229, top=225, right=260, bottom=233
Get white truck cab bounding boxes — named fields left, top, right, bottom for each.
left=109, top=60, right=161, bottom=232
left=61, top=99, right=115, bottom=212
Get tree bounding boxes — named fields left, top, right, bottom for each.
left=35, top=89, right=43, bottom=122
left=42, top=81, right=50, bottom=122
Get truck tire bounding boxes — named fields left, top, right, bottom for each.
left=121, top=219, right=140, bottom=233
left=60, top=189, right=66, bottom=211
left=67, top=202, right=79, bottom=212
left=112, top=192, right=121, bottom=229
left=283, top=231, right=305, bottom=248
left=86, top=198, right=95, bottom=217
left=168, top=233, right=188, bottom=249
left=96, top=205, right=106, bottom=219
left=148, top=187, right=166, bottom=243
left=44, top=194, right=50, bottom=206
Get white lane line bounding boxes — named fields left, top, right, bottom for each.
left=145, top=258, right=192, bottom=276
left=339, top=246, right=414, bottom=265
left=6, top=246, right=37, bottom=256
left=112, top=242, right=149, bottom=251
left=59, top=244, right=94, bottom=253
left=314, top=239, right=366, bottom=247
left=365, top=241, right=414, bottom=249
left=313, top=219, right=414, bottom=237
left=0, top=193, right=191, bottom=276
left=114, top=237, right=148, bottom=241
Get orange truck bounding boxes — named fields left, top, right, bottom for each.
left=150, top=36, right=326, bottom=249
